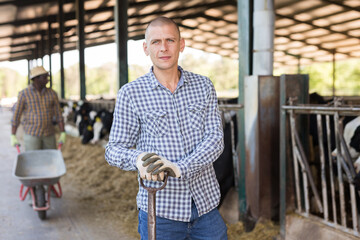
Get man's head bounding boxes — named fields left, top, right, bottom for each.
left=145, top=16, right=181, bottom=40
left=30, top=66, right=49, bottom=90
left=143, top=16, right=185, bottom=72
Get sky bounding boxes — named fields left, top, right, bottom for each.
left=0, top=39, right=219, bottom=76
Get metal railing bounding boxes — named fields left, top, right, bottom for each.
left=283, top=97, right=360, bottom=237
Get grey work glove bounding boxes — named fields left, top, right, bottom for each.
left=142, top=153, right=181, bottom=180
left=136, top=153, right=155, bottom=180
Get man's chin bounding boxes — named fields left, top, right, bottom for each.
left=154, top=63, right=177, bottom=71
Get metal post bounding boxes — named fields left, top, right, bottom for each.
left=41, top=31, right=45, bottom=66
left=316, top=114, right=329, bottom=221
left=27, top=59, right=31, bottom=85
left=115, top=0, right=128, bottom=89
left=289, top=109, right=302, bottom=213
left=76, top=0, right=86, bottom=100
left=332, top=50, right=336, bottom=97
left=334, top=111, right=346, bottom=227
left=35, top=42, right=39, bottom=64
left=279, top=77, right=287, bottom=238
left=237, top=0, right=253, bottom=221
left=47, top=19, right=53, bottom=88
left=326, top=115, right=337, bottom=224
left=58, top=0, right=65, bottom=99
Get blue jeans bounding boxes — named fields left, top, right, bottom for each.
left=138, top=201, right=228, bottom=240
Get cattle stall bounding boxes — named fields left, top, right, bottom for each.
left=282, top=97, right=360, bottom=238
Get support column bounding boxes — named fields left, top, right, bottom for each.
left=76, top=0, right=86, bottom=100
left=332, top=50, right=336, bottom=97
left=41, top=31, right=45, bottom=66
left=58, top=0, right=65, bottom=99
left=279, top=74, right=309, bottom=238
left=47, top=19, right=53, bottom=88
left=27, top=59, right=31, bottom=85
left=253, top=0, right=274, bottom=75
left=237, top=0, right=253, bottom=222
left=115, top=0, right=128, bottom=89
left=244, top=76, right=280, bottom=221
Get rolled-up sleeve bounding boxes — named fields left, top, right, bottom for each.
left=11, top=91, right=25, bottom=128
left=105, top=88, right=143, bottom=171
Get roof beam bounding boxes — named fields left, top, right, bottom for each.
left=0, top=5, right=114, bottom=27
left=322, top=0, right=360, bottom=12
left=274, top=33, right=352, bottom=58
left=0, top=0, right=236, bottom=27
left=129, top=0, right=236, bottom=19
left=0, top=0, right=65, bottom=7
left=276, top=13, right=356, bottom=41
left=277, top=16, right=360, bottom=37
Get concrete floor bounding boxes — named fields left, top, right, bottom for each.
left=0, top=108, right=136, bottom=240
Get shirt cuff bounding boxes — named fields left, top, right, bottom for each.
left=131, top=150, right=144, bottom=168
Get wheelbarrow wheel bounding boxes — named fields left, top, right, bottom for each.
left=35, top=185, right=46, bottom=220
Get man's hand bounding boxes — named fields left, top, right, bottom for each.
left=10, top=134, right=19, bottom=147
left=137, top=153, right=158, bottom=181
left=142, top=154, right=181, bottom=180
left=58, top=132, right=66, bottom=144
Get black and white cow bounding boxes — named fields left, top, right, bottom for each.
left=332, top=116, right=360, bottom=173
left=74, top=102, right=93, bottom=136
left=81, top=109, right=113, bottom=144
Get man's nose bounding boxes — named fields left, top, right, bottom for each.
left=160, top=41, right=168, bottom=51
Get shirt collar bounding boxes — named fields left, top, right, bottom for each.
left=149, top=66, right=188, bottom=90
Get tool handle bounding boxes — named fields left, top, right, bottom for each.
left=140, top=173, right=168, bottom=240
left=140, top=173, right=168, bottom=191
left=147, top=191, right=156, bottom=240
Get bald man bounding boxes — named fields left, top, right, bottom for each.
left=106, top=16, right=227, bottom=239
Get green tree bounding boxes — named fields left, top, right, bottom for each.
left=300, top=58, right=360, bottom=96
left=0, top=67, right=27, bottom=98
left=129, top=64, right=148, bottom=83
left=179, top=53, right=238, bottom=96
left=52, top=64, right=80, bottom=99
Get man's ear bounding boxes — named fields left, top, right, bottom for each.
left=180, top=38, right=185, bottom=53
left=143, top=41, right=149, bottom=56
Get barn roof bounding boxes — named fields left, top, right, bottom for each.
left=0, top=0, right=359, bottom=67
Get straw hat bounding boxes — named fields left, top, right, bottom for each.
left=30, top=66, right=48, bottom=80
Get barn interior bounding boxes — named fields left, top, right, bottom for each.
left=1, top=0, right=360, bottom=239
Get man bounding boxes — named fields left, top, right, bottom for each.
left=11, top=66, right=66, bottom=150
left=105, top=16, right=227, bottom=239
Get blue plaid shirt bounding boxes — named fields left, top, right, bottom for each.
left=105, top=66, right=224, bottom=222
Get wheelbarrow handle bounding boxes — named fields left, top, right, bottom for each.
left=57, top=142, right=63, bottom=150
left=15, top=144, right=20, bottom=154
left=15, top=143, right=61, bottom=152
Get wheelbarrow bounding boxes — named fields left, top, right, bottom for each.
left=12, top=145, right=66, bottom=220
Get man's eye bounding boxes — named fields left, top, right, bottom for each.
left=168, top=39, right=174, bottom=42
left=152, top=40, right=159, bottom=44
